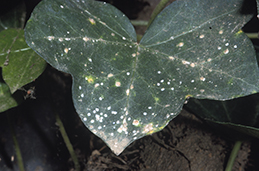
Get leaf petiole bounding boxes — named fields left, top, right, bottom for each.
left=225, top=141, right=243, bottom=171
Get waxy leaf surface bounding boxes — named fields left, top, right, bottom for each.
left=25, top=0, right=259, bottom=154
left=0, top=76, right=23, bottom=113
left=0, top=29, right=46, bottom=93
left=185, top=94, right=259, bottom=140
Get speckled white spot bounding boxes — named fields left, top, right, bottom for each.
left=200, top=77, right=206, bottom=81
left=218, top=46, right=222, bottom=50
left=190, top=63, right=195, bottom=67
left=47, top=36, right=55, bottom=41
left=81, top=93, right=84, bottom=97
left=115, top=81, right=121, bottom=87
left=79, top=86, right=82, bottom=90
left=88, top=18, right=96, bottom=25
left=143, top=112, right=147, bottom=115
left=60, top=5, right=64, bottom=8
left=157, top=71, right=161, bottom=74
left=169, top=56, right=175, bottom=61
left=126, top=89, right=130, bottom=96
left=199, top=34, right=205, bottom=39
left=126, top=72, right=130, bottom=75
left=157, top=83, right=160, bottom=86
left=132, top=120, right=139, bottom=126
left=83, top=117, right=87, bottom=121
left=95, top=83, right=99, bottom=88
left=83, top=37, right=89, bottom=42
left=224, top=49, right=229, bottom=54
left=161, top=88, right=165, bottom=91
left=111, top=111, right=117, bottom=115
left=64, top=48, right=69, bottom=53
left=219, top=30, right=223, bottom=34
left=225, top=43, right=229, bottom=46
left=177, top=42, right=184, bottom=47
left=182, top=60, right=190, bottom=65
left=122, top=37, right=126, bottom=40
left=142, top=123, right=153, bottom=134
left=171, top=87, right=174, bottom=90
left=107, top=73, right=113, bottom=78
left=234, top=45, right=237, bottom=48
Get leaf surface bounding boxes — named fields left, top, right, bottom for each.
left=185, top=94, right=259, bottom=140
left=0, top=29, right=46, bottom=93
left=0, top=76, right=23, bottom=113
left=25, top=0, right=259, bottom=154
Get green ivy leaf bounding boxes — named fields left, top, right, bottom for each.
left=185, top=94, right=259, bottom=140
left=25, top=0, right=259, bottom=154
left=0, top=29, right=46, bottom=93
left=0, top=75, right=23, bottom=113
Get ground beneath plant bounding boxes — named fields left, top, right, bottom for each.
left=0, top=0, right=259, bottom=171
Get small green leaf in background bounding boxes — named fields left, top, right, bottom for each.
left=185, top=94, right=259, bottom=140
left=0, top=74, right=23, bottom=112
left=25, top=0, right=259, bottom=154
left=0, top=2, right=46, bottom=112
left=0, top=29, right=46, bottom=93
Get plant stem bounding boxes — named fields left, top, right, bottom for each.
left=55, top=113, right=80, bottom=171
left=245, top=32, right=259, bottom=39
left=7, top=114, right=25, bottom=171
left=225, top=141, right=242, bottom=171
left=147, top=0, right=170, bottom=28
left=130, top=20, right=148, bottom=26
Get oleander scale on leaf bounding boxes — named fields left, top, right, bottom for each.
left=25, top=0, right=259, bottom=155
